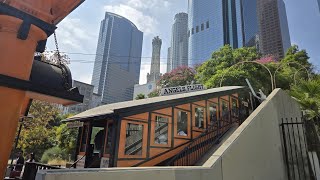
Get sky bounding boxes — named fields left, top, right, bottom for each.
left=47, top=0, right=320, bottom=85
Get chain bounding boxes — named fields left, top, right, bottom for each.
left=53, top=30, right=70, bottom=89
left=53, top=31, right=62, bottom=65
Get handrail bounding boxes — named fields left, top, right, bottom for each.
left=167, top=109, right=243, bottom=166
left=69, top=154, right=85, bottom=168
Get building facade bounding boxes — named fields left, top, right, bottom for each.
left=167, top=13, right=189, bottom=72
left=242, top=0, right=260, bottom=49
left=188, top=0, right=244, bottom=66
left=167, top=47, right=172, bottom=73
left=147, top=36, right=162, bottom=83
left=257, top=0, right=291, bottom=59
left=58, top=80, right=101, bottom=114
left=133, top=82, right=157, bottom=100
left=91, top=12, right=143, bottom=104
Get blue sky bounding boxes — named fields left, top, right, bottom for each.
left=47, top=0, right=320, bottom=85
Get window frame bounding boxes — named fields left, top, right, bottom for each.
left=192, top=104, right=206, bottom=131
left=231, top=97, right=239, bottom=118
left=150, top=113, right=172, bottom=148
left=79, top=124, right=89, bottom=155
left=118, top=120, right=148, bottom=159
left=103, top=121, right=114, bottom=157
left=207, top=101, right=219, bottom=127
left=174, top=109, right=191, bottom=139
left=220, top=98, right=230, bottom=122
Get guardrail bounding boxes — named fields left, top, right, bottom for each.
left=21, top=162, right=62, bottom=180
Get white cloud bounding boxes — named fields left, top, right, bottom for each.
left=127, top=0, right=171, bottom=10
left=104, top=4, right=159, bottom=36
left=54, top=18, right=97, bottom=53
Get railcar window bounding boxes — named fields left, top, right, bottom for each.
left=222, top=101, right=229, bottom=120
left=177, top=111, right=188, bottom=136
left=209, top=103, right=218, bottom=125
left=232, top=98, right=239, bottom=117
left=125, top=123, right=143, bottom=155
left=154, top=116, right=169, bottom=144
left=91, top=127, right=105, bottom=153
left=195, top=107, right=204, bottom=128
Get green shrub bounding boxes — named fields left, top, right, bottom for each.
left=41, top=147, right=68, bottom=164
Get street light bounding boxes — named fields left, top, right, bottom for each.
left=219, top=61, right=274, bottom=91
left=273, top=62, right=311, bottom=88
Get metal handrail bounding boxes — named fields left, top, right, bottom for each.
left=69, top=154, right=85, bottom=168
left=167, top=109, right=242, bottom=166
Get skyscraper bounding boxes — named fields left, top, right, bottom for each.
left=167, top=47, right=172, bottom=73
left=188, top=0, right=244, bottom=66
left=167, top=13, right=189, bottom=72
left=257, top=0, right=291, bottom=59
left=91, top=12, right=143, bottom=104
left=147, top=36, right=162, bottom=83
left=242, top=0, right=260, bottom=49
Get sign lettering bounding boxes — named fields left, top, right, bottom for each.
left=161, top=84, right=205, bottom=96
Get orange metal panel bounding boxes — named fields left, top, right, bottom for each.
left=117, top=160, right=144, bottom=167
left=149, top=148, right=168, bottom=157
left=153, top=107, right=172, bottom=116
left=176, top=104, right=191, bottom=111
left=126, top=112, right=149, bottom=122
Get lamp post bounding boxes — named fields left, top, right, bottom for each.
left=219, top=61, right=274, bottom=91
left=273, top=62, right=311, bottom=88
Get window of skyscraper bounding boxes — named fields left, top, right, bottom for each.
left=201, top=23, right=204, bottom=31
left=188, top=30, right=190, bottom=37
left=192, top=28, right=194, bottom=34
left=196, top=26, right=199, bottom=33
left=206, top=21, right=209, bottom=29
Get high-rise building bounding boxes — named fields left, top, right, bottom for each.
left=242, top=0, right=260, bottom=49
left=167, top=13, right=189, bottom=72
left=91, top=12, right=143, bottom=104
left=257, top=0, right=291, bottom=59
left=188, top=0, right=244, bottom=66
left=167, top=47, right=172, bottom=73
left=57, top=80, right=101, bottom=114
left=147, top=36, right=162, bottom=83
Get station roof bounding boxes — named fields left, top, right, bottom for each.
left=64, top=86, right=245, bottom=122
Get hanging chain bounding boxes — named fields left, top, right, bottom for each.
left=53, top=30, right=70, bottom=89
left=53, top=31, right=63, bottom=65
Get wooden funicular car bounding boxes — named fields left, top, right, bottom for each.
left=65, top=86, right=251, bottom=168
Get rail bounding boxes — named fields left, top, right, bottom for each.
left=69, top=154, right=86, bottom=168
left=21, top=162, right=62, bottom=180
left=167, top=109, right=245, bottom=166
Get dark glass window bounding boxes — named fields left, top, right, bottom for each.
left=188, top=30, right=190, bottom=37
left=192, top=28, right=194, bottom=34
left=222, top=101, right=229, bottom=120
left=154, top=116, right=169, bottom=144
left=231, top=98, right=239, bottom=117
left=195, top=107, right=204, bottom=128
left=201, top=23, right=204, bottom=31
left=196, top=26, right=199, bottom=33
left=80, top=125, right=88, bottom=152
left=91, top=127, right=105, bottom=153
left=125, top=123, right=143, bottom=155
left=177, top=111, right=188, bottom=136
left=206, top=21, right=210, bottom=29
left=209, top=103, right=218, bottom=125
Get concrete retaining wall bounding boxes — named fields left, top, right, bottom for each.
left=36, top=89, right=301, bottom=180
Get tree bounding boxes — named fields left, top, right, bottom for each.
left=196, top=45, right=276, bottom=93
left=40, top=50, right=70, bottom=65
left=148, top=90, right=160, bottom=98
left=135, top=94, right=146, bottom=100
left=290, top=77, right=320, bottom=120
left=159, top=66, right=197, bottom=88
left=17, top=100, right=61, bottom=159
left=55, top=123, right=78, bottom=158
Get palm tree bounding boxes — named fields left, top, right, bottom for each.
left=290, top=78, right=320, bottom=120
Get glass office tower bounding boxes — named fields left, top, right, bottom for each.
left=188, top=0, right=244, bottom=66
left=91, top=12, right=143, bottom=104
left=242, top=0, right=259, bottom=48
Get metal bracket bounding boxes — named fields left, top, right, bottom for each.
left=17, top=20, right=31, bottom=40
